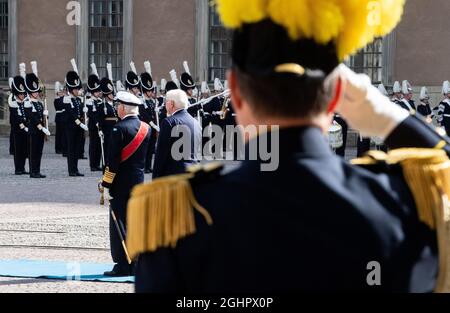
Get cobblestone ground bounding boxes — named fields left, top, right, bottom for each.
left=0, top=136, right=134, bottom=293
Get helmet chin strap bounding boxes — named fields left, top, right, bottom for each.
left=327, top=77, right=344, bottom=114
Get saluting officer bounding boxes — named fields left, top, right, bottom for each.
left=140, top=61, right=159, bottom=173
left=98, top=77, right=118, bottom=164
left=102, top=91, right=151, bottom=277
left=9, top=75, right=29, bottom=175
left=130, top=0, right=450, bottom=293
left=86, top=63, right=103, bottom=171
left=24, top=62, right=50, bottom=179
left=63, top=66, right=88, bottom=177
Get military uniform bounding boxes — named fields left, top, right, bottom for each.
left=9, top=77, right=29, bottom=175
left=129, top=2, right=447, bottom=293
left=64, top=70, right=87, bottom=176
left=98, top=77, right=118, bottom=167
left=86, top=67, right=103, bottom=171
left=102, top=91, right=151, bottom=277
left=140, top=67, right=159, bottom=173
left=24, top=66, right=49, bottom=179
left=54, top=82, right=67, bottom=155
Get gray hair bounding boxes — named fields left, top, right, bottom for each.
left=166, top=89, right=189, bottom=110
left=122, top=104, right=139, bottom=115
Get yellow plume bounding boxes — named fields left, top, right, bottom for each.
left=215, top=0, right=405, bottom=60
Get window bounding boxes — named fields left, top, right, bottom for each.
left=0, top=0, right=7, bottom=121
left=208, top=8, right=232, bottom=81
left=347, top=38, right=383, bottom=85
left=89, top=0, right=123, bottom=80
left=0, top=0, right=7, bottom=82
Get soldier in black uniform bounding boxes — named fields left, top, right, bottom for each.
left=63, top=70, right=88, bottom=177
left=130, top=1, right=450, bottom=293
left=418, top=87, right=433, bottom=123
left=140, top=65, right=159, bottom=173
left=98, top=77, right=118, bottom=167
left=24, top=65, right=50, bottom=179
left=125, top=63, right=141, bottom=97
left=54, top=82, right=67, bottom=155
left=398, top=80, right=416, bottom=114
left=87, top=65, right=103, bottom=171
left=9, top=76, right=29, bottom=175
left=102, top=91, right=151, bottom=277
left=437, top=81, right=450, bottom=135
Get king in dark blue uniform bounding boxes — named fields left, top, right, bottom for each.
left=127, top=1, right=450, bottom=293
left=102, top=91, right=151, bottom=277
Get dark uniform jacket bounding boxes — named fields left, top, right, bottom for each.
left=87, top=97, right=102, bottom=131
left=25, top=99, right=45, bottom=134
left=64, top=96, right=84, bottom=129
left=54, top=96, right=66, bottom=124
left=102, top=115, right=151, bottom=198
left=136, top=115, right=448, bottom=293
left=438, top=99, right=450, bottom=133
left=139, top=98, right=157, bottom=125
left=98, top=100, right=118, bottom=132
left=417, top=102, right=432, bottom=118
left=9, top=98, right=28, bottom=132
left=152, top=109, right=202, bottom=179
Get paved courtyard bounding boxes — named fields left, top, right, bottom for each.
left=0, top=136, right=134, bottom=293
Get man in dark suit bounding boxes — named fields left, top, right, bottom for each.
left=102, top=91, right=151, bottom=277
left=130, top=2, right=450, bottom=293
left=152, top=89, right=202, bottom=179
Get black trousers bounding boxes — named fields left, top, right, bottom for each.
left=78, top=133, right=86, bottom=158
left=65, top=126, right=84, bottom=174
left=109, top=195, right=129, bottom=269
left=145, top=132, right=157, bottom=171
left=29, top=132, right=45, bottom=175
left=89, top=129, right=102, bottom=168
left=102, top=126, right=113, bottom=169
left=55, top=120, right=67, bottom=154
left=9, top=129, right=15, bottom=155
left=13, top=129, right=28, bottom=172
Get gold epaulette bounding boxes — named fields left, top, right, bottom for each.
left=353, top=148, right=450, bottom=293
left=126, top=163, right=223, bottom=261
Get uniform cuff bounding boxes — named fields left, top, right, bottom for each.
left=102, top=167, right=116, bottom=185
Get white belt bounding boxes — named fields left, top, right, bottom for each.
left=56, top=110, right=65, bottom=114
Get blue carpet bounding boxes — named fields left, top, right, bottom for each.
left=0, top=260, right=134, bottom=283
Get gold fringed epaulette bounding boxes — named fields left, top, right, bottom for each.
left=126, top=163, right=223, bottom=261
left=353, top=148, right=450, bottom=293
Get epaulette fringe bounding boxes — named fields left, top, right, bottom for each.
left=353, top=148, right=450, bottom=292
left=126, top=173, right=213, bottom=261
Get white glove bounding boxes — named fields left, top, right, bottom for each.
left=104, top=188, right=113, bottom=201
left=80, top=123, right=89, bottom=131
left=98, top=130, right=104, bottom=138
left=83, top=107, right=88, bottom=113
left=43, top=110, right=49, bottom=116
left=149, top=121, right=160, bottom=132
left=24, top=127, right=29, bottom=133
left=42, top=127, right=51, bottom=136
left=325, top=64, right=409, bottom=139
left=63, top=96, right=72, bottom=104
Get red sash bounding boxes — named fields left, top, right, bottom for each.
left=121, top=122, right=149, bottom=162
